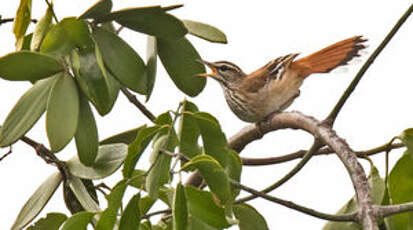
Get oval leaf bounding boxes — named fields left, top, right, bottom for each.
left=185, top=186, right=230, bottom=229
left=68, top=176, right=101, bottom=212
left=145, top=36, right=157, bottom=101
left=75, top=93, right=99, bottom=166
left=40, top=17, right=94, bottom=57
left=123, top=126, right=162, bottom=178
left=96, top=181, right=127, bottom=230
left=157, top=37, right=206, bottom=96
left=182, top=20, right=227, bottom=43
left=46, top=73, right=80, bottom=152
left=27, top=213, right=67, bottom=230
left=60, top=211, right=95, bottom=230
left=71, top=46, right=112, bottom=115
left=233, top=204, right=269, bottom=230
left=178, top=100, right=201, bottom=159
left=30, top=6, right=53, bottom=51
left=119, top=194, right=141, bottom=230
left=13, top=0, right=32, bottom=47
left=385, top=152, right=413, bottom=229
left=0, top=51, right=63, bottom=81
left=100, top=126, right=144, bottom=145
left=399, top=128, right=413, bottom=153
left=67, top=143, right=127, bottom=180
left=92, top=27, right=147, bottom=94
left=11, top=172, right=62, bottom=230
left=98, top=6, right=187, bottom=39
left=79, top=0, right=112, bottom=20
left=173, top=183, right=188, bottom=230
left=0, top=76, right=56, bottom=147
left=182, top=155, right=232, bottom=205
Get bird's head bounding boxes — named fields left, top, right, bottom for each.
left=197, top=60, right=246, bottom=86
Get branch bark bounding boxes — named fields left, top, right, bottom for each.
left=241, top=143, right=403, bottom=166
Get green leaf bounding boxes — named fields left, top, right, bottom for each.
left=11, top=172, right=62, bottom=230
left=139, top=195, right=156, bottom=215
left=71, top=45, right=113, bottom=115
left=157, top=37, right=206, bottom=97
left=323, top=165, right=385, bottom=230
left=191, top=112, right=228, bottom=166
left=92, top=27, right=147, bottom=94
left=100, top=126, right=144, bottom=145
left=21, top=33, right=33, bottom=51
left=0, top=77, right=56, bottom=147
left=96, top=181, right=127, bottom=230
left=27, top=213, right=67, bottom=230
left=385, top=152, right=413, bottom=229
left=13, top=0, right=32, bottom=48
left=63, top=179, right=98, bottom=214
left=79, top=0, right=112, bottom=20
left=226, top=150, right=242, bottom=198
left=46, top=73, right=79, bottom=152
left=173, top=183, right=188, bottom=230
left=41, top=17, right=94, bottom=57
left=119, top=194, right=141, bottom=230
left=399, top=128, right=413, bottom=153
left=98, top=6, right=187, bottom=39
left=182, top=20, right=227, bottom=44
left=233, top=204, right=269, bottom=230
left=0, top=51, right=63, bottom=81
left=146, top=135, right=172, bottom=198
left=30, top=6, right=53, bottom=51
left=145, top=36, right=157, bottom=101
left=68, top=176, right=101, bottom=212
left=188, top=216, right=218, bottom=230
left=182, top=155, right=232, bottom=205
left=123, top=126, right=162, bottom=178
left=178, top=100, right=201, bottom=159
left=60, top=211, right=95, bottom=230
left=75, top=93, right=99, bottom=166
left=67, top=143, right=127, bottom=180
left=185, top=186, right=230, bottom=229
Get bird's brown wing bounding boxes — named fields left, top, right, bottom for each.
left=241, top=53, right=299, bottom=93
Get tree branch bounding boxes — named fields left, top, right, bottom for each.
left=0, top=17, right=37, bottom=25
left=326, top=3, right=413, bottom=124
left=232, top=180, right=357, bottom=222
left=236, top=140, right=322, bottom=203
left=242, top=142, right=404, bottom=166
left=20, top=136, right=70, bottom=180
left=375, top=202, right=413, bottom=218
left=120, top=87, right=156, bottom=122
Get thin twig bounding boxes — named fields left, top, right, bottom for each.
left=232, top=180, right=357, bottom=222
left=20, top=136, right=69, bottom=180
left=242, top=142, right=404, bottom=166
left=121, top=87, right=156, bottom=122
left=44, top=0, right=59, bottom=22
left=236, top=140, right=322, bottom=203
left=376, top=202, right=413, bottom=218
left=326, top=3, right=413, bottom=124
left=0, top=146, right=12, bottom=161
left=142, top=209, right=172, bottom=219
left=0, top=18, right=37, bottom=25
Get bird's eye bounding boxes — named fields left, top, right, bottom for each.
left=219, top=65, right=230, bottom=71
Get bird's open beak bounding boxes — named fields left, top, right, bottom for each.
left=196, top=59, right=217, bottom=77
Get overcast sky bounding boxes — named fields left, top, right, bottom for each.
left=1, top=0, right=413, bottom=229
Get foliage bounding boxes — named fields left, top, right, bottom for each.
left=1, top=1, right=412, bottom=230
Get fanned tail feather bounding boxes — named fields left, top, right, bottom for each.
left=291, top=36, right=367, bottom=77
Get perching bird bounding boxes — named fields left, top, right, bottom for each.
left=198, top=36, right=367, bottom=122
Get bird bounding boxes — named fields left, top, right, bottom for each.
left=198, top=36, right=367, bottom=123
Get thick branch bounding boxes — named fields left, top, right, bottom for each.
left=120, top=87, right=156, bottom=122
left=242, top=143, right=404, bottom=166
left=233, top=180, right=357, bottom=222
left=326, top=3, right=413, bottom=124
left=375, top=202, right=413, bottom=218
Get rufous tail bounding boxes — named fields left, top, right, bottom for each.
left=291, top=36, right=367, bottom=77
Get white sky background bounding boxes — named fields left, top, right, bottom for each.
left=1, top=0, right=413, bottom=229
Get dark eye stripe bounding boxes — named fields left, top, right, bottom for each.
left=214, top=61, right=242, bottom=73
